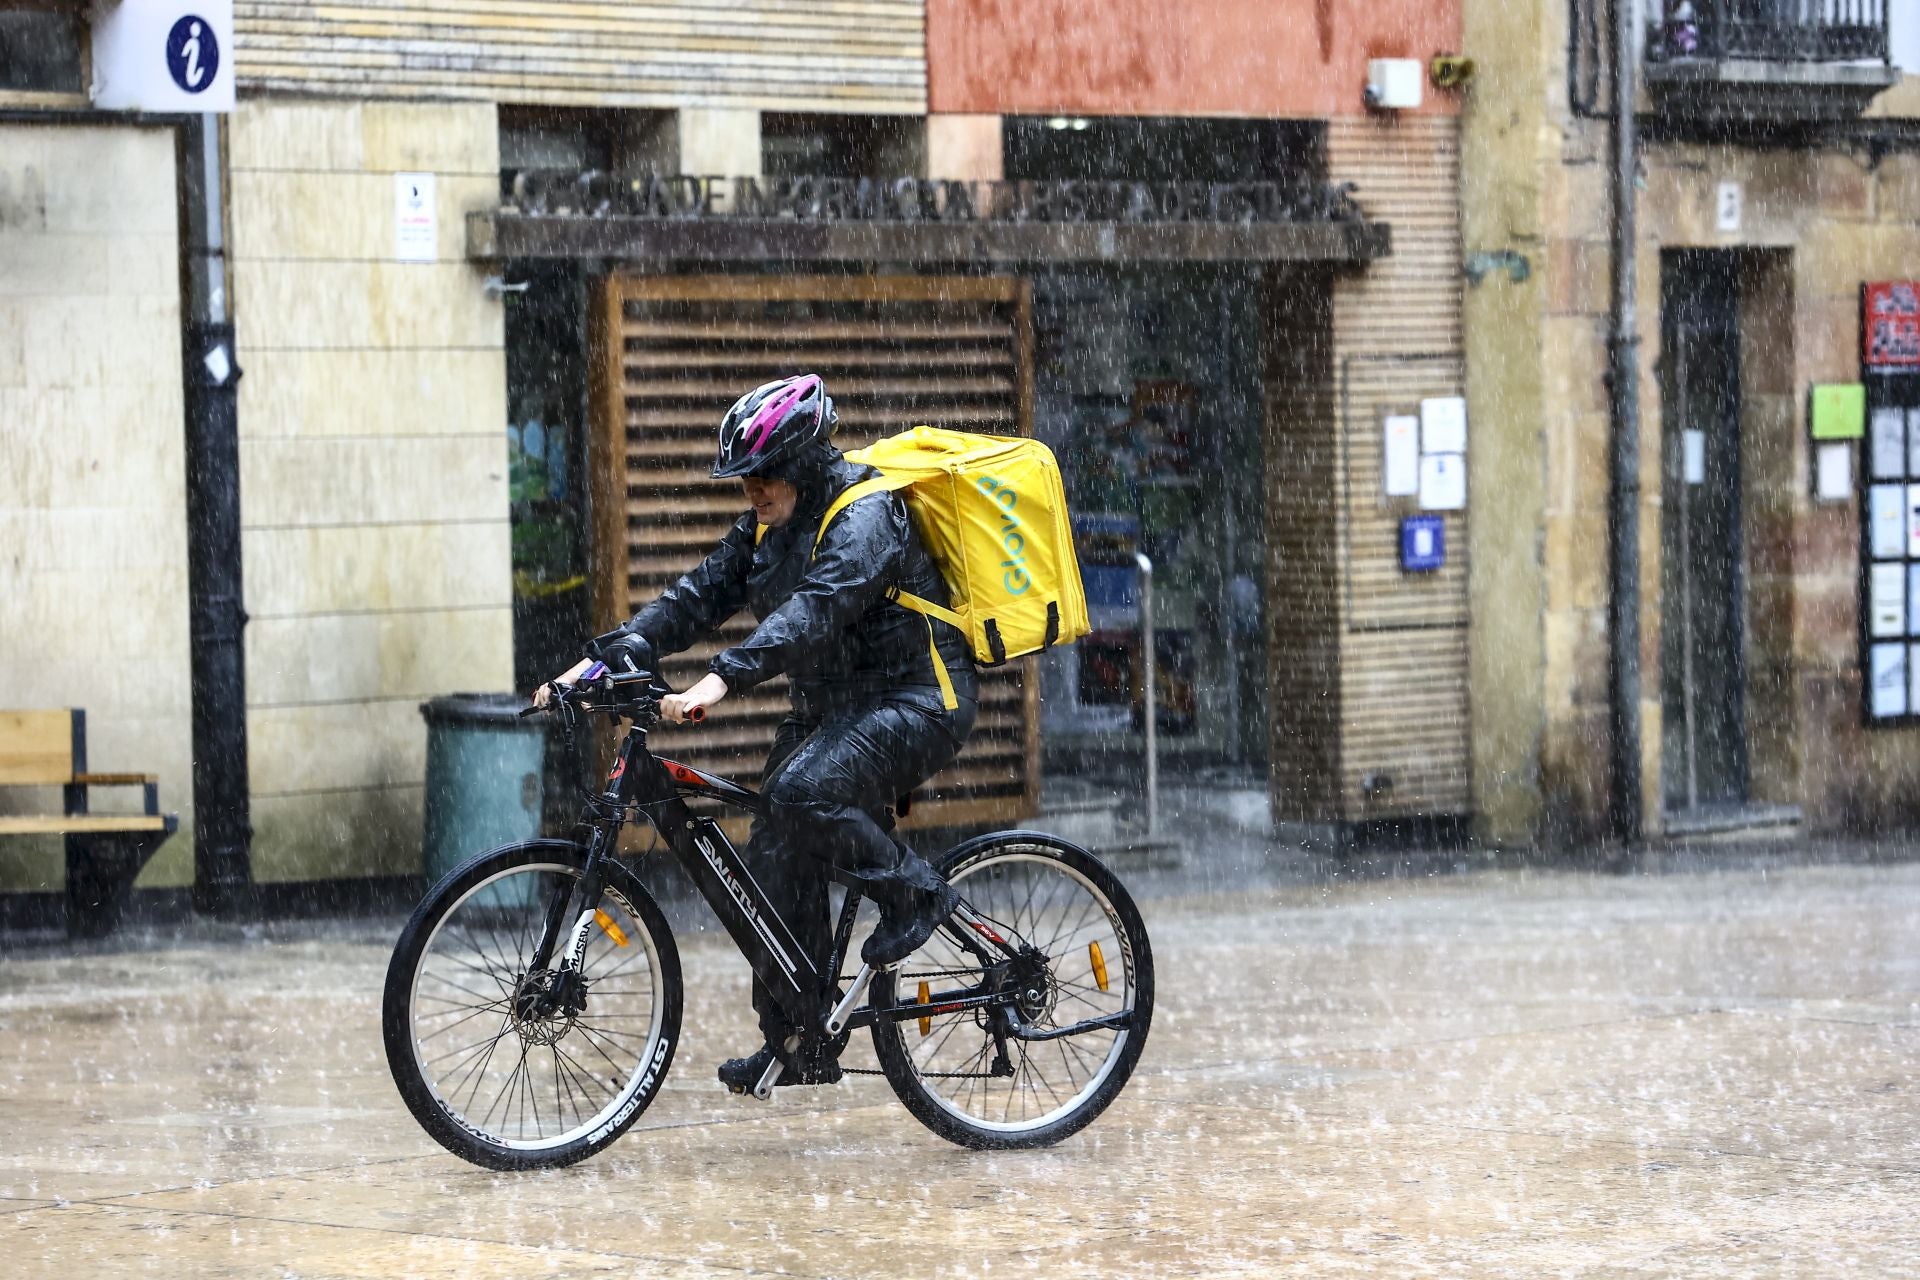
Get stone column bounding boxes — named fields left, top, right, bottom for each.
left=676, top=108, right=761, bottom=177
left=926, top=113, right=1002, bottom=181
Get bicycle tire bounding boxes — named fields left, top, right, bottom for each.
left=869, top=831, right=1153, bottom=1150
left=382, top=839, right=682, bottom=1170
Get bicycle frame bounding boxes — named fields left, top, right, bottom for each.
left=527, top=703, right=1017, bottom=1045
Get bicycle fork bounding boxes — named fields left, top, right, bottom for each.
left=524, top=827, right=618, bottom=1018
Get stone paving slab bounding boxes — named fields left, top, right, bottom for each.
left=1, top=861, right=1917, bottom=1276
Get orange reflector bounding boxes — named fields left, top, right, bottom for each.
left=594, top=908, right=630, bottom=948
left=1089, top=941, right=1109, bottom=993
left=917, top=979, right=932, bottom=1037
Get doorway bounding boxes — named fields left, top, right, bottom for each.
left=1659, top=251, right=1749, bottom=815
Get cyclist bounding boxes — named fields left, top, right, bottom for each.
left=537, top=373, right=978, bottom=1092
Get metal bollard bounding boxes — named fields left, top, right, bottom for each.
left=1135, top=552, right=1157, bottom=837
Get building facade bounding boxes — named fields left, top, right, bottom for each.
left=3, top=0, right=1481, bottom=913
left=1462, top=0, right=1920, bottom=844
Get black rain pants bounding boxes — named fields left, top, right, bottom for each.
left=741, top=686, right=976, bottom=1045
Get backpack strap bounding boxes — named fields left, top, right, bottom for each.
left=817, top=478, right=962, bottom=711
left=811, top=476, right=904, bottom=555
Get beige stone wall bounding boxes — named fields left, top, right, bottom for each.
left=0, top=123, right=194, bottom=891
left=1463, top=0, right=1920, bottom=841
left=230, top=100, right=512, bottom=882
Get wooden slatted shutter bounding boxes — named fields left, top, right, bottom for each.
left=590, top=275, right=1040, bottom=835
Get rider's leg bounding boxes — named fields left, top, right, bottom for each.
left=736, top=716, right=829, bottom=1049
left=762, top=690, right=978, bottom=967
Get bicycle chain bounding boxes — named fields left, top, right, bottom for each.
left=835, top=968, right=1000, bottom=1078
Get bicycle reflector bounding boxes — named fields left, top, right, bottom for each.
left=1089, top=941, right=1109, bottom=993
left=595, top=908, right=630, bottom=948
left=917, top=980, right=932, bottom=1037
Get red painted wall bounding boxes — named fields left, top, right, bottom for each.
left=926, top=0, right=1462, bottom=118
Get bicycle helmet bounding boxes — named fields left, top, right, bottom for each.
left=712, top=374, right=837, bottom=480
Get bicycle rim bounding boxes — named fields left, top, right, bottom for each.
left=405, top=862, right=669, bottom=1152
left=891, top=849, right=1138, bottom=1135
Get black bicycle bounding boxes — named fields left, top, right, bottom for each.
left=381, top=665, right=1154, bottom=1168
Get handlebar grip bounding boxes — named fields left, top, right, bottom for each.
left=685, top=705, right=706, bottom=723
left=518, top=705, right=542, bottom=718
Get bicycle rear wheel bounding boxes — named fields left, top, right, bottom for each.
left=869, top=831, right=1153, bottom=1149
left=382, top=840, right=682, bottom=1170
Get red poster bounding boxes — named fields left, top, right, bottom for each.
left=1865, top=282, right=1920, bottom=368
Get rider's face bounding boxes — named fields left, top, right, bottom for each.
left=743, top=476, right=798, bottom=527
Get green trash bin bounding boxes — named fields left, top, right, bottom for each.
left=420, top=693, right=545, bottom=902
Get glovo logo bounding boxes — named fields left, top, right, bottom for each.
left=975, top=474, right=1032, bottom=596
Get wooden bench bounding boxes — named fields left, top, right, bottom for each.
left=0, top=709, right=179, bottom=938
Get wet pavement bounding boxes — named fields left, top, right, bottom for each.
left=3, top=857, right=1917, bottom=1277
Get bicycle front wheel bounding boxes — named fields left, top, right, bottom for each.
left=382, top=840, right=682, bottom=1170
left=869, top=831, right=1154, bottom=1150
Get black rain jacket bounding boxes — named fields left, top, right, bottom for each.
left=597, top=455, right=978, bottom=714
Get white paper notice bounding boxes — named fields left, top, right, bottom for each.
left=1872, top=407, right=1905, bottom=479
left=1419, top=397, right=1467, bottom=455
left=1909, top=564, right=1920, bottom=635
left=1908, top=484, right=1920, bottom=558
left=1872, top=485, right=1906, bottom=558
left=1872, top=563, right=1906, bottom=637
left=395, top=172, right=437, bottom=263
left=1383, top=415, right=1419, bottom=496
left=1419, top=453, right=1466, bottom=510
left=1682, top=430, right=1706, bottom=485
left=1907, top=408, right=1920, bottom=477
left=1871, top=642, right=1908, bottom=718
left=1815, top=442, right=1853, bottom=502
left=1910, top=644, right=1920, bottom=715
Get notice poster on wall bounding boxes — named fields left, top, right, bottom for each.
left=1383, top=415, right=1419, bottom=496
left=1871, top=643, right=1909, bottom=718
left=1419, top=453, right=1466, bottom=510
left=1872, top=485, right=1906, bottom=557
left=1419, top=397, right=1467, bottom=454
left=1872, top=562, right=1906, bottom=637
left=1908, top=484, right=1920, bottom=559
left=1873, top=408, right=1907, bottom=479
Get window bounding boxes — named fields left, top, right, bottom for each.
left=1894, top=0, right=1919, bottom=72
left=761, top=114, right=923, bottom=178
left=0, top=7, right=86, bottom=94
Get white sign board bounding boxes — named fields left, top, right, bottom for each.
left=1871, top=485, right=1906, bottom=558
left=1815, top=442, right=1852, bottom=502
left=1716, top=181, right=1743, bottom=233
left=90, top=1, right=235, bottom=113
left=1419, top=397, right=1467, bottom=455
left=1682, top=430, right=1706, bottom=485
left=1871, top=642, right=1908, bottom=718
left=1418, top=453, right=1466, bottom=511
left=1872, top=562, right=1906, bottom=638
left=1383, top=415, right=1419, bottom=496
left=395, top=173, right=438, bottom=263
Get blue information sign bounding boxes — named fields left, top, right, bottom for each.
left=1400, top=515, right=1445, bottom=573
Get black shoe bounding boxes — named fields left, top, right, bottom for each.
left=717, top=1043, right=843, bottom=1094
left=861, top=882, right=959, bottom=968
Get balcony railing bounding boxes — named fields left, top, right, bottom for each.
left=1645, top=1, right=1890, bottom=65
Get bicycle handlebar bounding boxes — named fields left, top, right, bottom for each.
left=520, top=671, right=706, bottom=723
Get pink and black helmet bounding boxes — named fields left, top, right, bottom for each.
left=712, top=374, right=837, bottom=479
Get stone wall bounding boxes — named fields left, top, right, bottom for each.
left=1462, top=0, right=1920, bottom=842
left=230, top=100, right=513, bottom=882
left=0, top=124, right=193, bottom=890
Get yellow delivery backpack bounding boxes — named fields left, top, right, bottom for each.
left=777, top=427, right=1090, bottom=706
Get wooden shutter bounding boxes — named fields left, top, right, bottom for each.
left=590, top=275, right=1039, bottom=835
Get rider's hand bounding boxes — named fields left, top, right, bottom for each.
left=662, top=672, right=729, bottom=723
left=534, top=658, right=594, bottom=708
